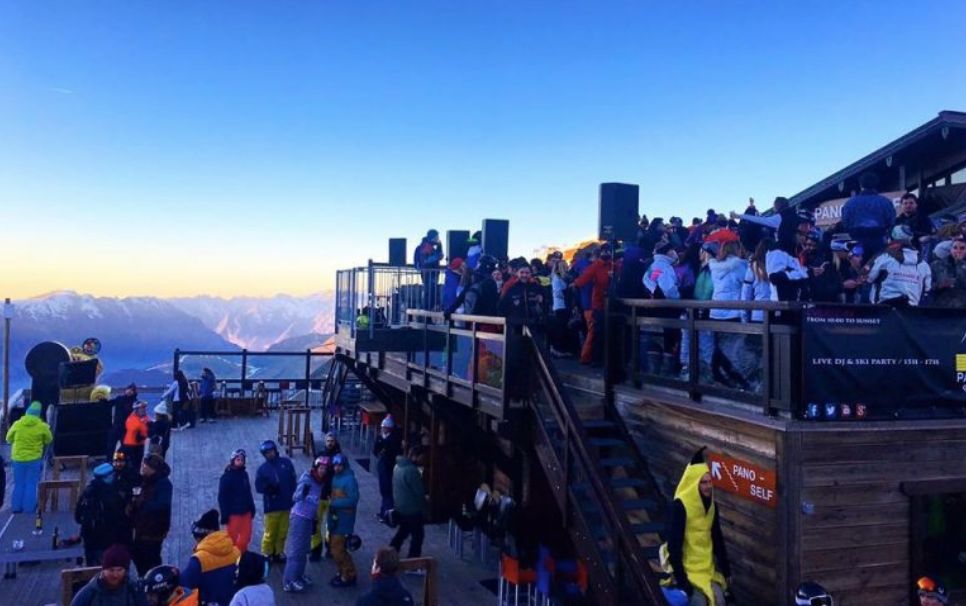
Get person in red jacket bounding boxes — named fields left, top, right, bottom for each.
left=573, top=245, right=613, bottom=366
left=122, top=402, right=150, bottom=466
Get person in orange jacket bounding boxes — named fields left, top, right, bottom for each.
left=573, top=244, right=614, bottom=366
left=122, top=402, right=150, bottom=466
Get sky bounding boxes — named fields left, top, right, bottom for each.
left=2, top=1, right=965, bottom=298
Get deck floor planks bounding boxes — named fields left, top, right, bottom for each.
left=2, top=413, right=498, bottom=605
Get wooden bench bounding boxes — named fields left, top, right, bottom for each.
left=61, top=566, right=100, bottom=606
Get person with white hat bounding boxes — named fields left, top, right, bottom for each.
left=373, top=415, right=402, bottom=523
left=148, top=402, right=172, bottom=459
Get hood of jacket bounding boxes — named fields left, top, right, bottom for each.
left=194, top=530, right=240, bottom=572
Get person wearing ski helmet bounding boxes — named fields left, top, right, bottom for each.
left=794, top=581, right=833, bottom=606
left=916, top=576, right=949, bottom=606
left=374, top=415, right=402, bottom=521
left=218, top=449, right=256, bottom=552
left=254, top=439, right=297, bottom=563
left=142, top=565, right=197, bottom=606
left=282, top=455, right=329, bottom=593
left=310, top=438, right=338, bottom=561
left=328, top=453, right=360, bottom=588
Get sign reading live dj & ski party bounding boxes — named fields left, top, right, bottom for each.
left=803, top=305, right=966, bottom=420
left=706, top=451, right=777, bottom=508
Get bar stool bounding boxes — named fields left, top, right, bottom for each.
left=499, top=554, right=536, bottom=606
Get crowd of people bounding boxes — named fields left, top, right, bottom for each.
left=64, top=417, right=423, bottom=606
left=414, top=172, right=965, bottom=389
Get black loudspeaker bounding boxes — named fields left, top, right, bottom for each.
left=447, top=230, right=470, bottom=262
left=482, top=219, right=510, bottom=261
left=598, top=183, right=640, bottom=242
left=51, top=402, right=113, bottom=457
left=59, top=359, right=99, bottom=388
left=389, top=238, right=407, bottom=266
left=26, top=341, right=71, bottom=409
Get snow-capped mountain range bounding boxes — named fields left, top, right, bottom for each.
left=6, top=291, right=334, bottom=390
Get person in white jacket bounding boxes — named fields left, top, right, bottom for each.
left=708, top=241, right=750, bottom=389
left=868, top=225, right=932, bottom=306
left=642, top=243, right=682, bottom=374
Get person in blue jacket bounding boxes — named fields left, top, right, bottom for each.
left=218, top=449, right=256, bottom=553
left=254, top=440, right=297, bottom=563
left=328, top=454, right=360, bottom=588
left=842, top=171, right=897, bottom=263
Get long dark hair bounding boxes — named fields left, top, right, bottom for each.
left=175, top=370, right=189, bottom=402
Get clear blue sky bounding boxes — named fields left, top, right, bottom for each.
left=2, top=1, right=965, bottom=297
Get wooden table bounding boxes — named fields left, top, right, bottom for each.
left=0, top=512, right=83, bottom=579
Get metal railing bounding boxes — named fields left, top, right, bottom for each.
left=335, top=261, right=435, bottom=341
left=398, top=310, right=510, bottom=418
left=616, top=299, right=802, bottom=415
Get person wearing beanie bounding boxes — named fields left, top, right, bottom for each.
left=283, top=456, right=329, bottom=593
left=229, top=551, right=275, bottom=606
left=356, top=547, right=415, bottom=606
left=75, top=463, right=127, bottom=565
left=660, top=449, right=731, bottom=606
left=70, top=544, right=145, bottom=606
left=131, top=454, right=172, bottom=576
left=218, top=450, right=256, bottom=552
left=465, top=231, right=483, bottom=270
left=182, top=509, right=240, bottom=606
left=255, top=440, right=297, bottom=563
left=328, top=453, right=360, bottom=587
left=148, top=403, right=171, bottom=459
left=5, top=400, right=52, bottom=514
left=122, top=402, right=150, bottom=468
left=414, top=228, right=444, bottom=310
left=373, top=415, right=402, bottom=523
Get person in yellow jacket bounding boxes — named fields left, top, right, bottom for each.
left=5, top=401, right=53, bottom=513
left=661, top=448, right=732, bottom=606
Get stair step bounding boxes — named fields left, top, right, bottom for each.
left=631, top=522, right=665, bottom=535
left=599, top=457, right=635, bottom=468
left=581, top=419, right=616, bottom=429
left=588, top=437, right=626, bottom=448
left=609, top=477, right=647, bottom=489
left=622, top=498, right=657, bottom=511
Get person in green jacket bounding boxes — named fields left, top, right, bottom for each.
left=390, top=444, right=427, bottom=558
left=5, top=401, right=53, bottom=513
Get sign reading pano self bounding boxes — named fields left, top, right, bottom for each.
left=706, top=451, right=777, bottom=508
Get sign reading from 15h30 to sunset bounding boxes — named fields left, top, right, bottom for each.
left=706, top=451, right=777, bottom=508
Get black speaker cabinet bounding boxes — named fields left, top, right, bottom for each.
left=59, top=359, right=99, bottom=388
left=446, top=230, right=470, bottom=262
left=482, top=219, right=510, bottom=261
left=389, top=238, right=407, bottom=266
left=598, top=183, right=640, bottom=242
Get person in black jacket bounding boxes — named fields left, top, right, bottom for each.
left=447, top=255, right=500, bottom=317
left=130, top=454, right=172, bottom=576
left=75, top=463, right=127, bottom=566
left=498, top=264, right=545, bottom=328
left=105, top=384, right=138, bottom=459
left=894, top=192, right=936, bottom=249
left=355, top=547, right=414, bottom=606
left=373, top=416, right=402, bottom=523
left=218, top=449, right=257, bottom=553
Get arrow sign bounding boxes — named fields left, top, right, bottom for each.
left=705, top=451, right=778, bottom=509
left=711, top=461, right=722, bottom=481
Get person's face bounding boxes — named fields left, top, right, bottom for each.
left=849, top=254, right=862, bottom=269
left=901, top=197, right=918, bottom=215
left=101, top=567, right=126, bottom=588
left=803, top=239, right=817, bottom=252
left=113, top=459, right=125, bottom=471
left=232, top=456, right=245, bottom=468
left=492, top=269, right=503, bottom=282
left=698, top=473, right=713, bottom=498
left=951, top=240, right=966, bottom=261
left=919, top=593, right=942, bottom=606
left=136, top=407, right=146, bottom=417
left=325, top=437, right=336, bottom=449
left=125, top=388, right=135, bottom=397
left=140, top=462, right=154, bottom=477
left=517, top=267, right=532, bottom=282
left=798, top=221, right=812, bottom=235
left=334, top=463, right=345, bottom=474
left=264, top=449, right=277, bottom=460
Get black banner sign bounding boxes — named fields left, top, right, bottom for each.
left=803, top=305, right=966, bottom=420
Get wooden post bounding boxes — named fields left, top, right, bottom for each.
left=172, top=348, right=180, bottom=377
left=2, top=298, right=11, bottom=440
left=304, top=349, right=311, bottom=408
left=428, top=400, right=440, bottom=520
left=241, top=349, right=248, bottom=396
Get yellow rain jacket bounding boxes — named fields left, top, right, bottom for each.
left=660, top=460, right=728, bottom=602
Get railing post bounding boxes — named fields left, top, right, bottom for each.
left=241, top=349, right=248, bottom=396
left=304, top=349, right=312, bottom=408
left=687, top=308, right=699, bottom=401
left=367, top=260, right=376, bottom=340
left=630, top=306, right=640, bottom=388
left=173, top=348, right=181, bottom=376
left=762, top=311, right=772, bottom=415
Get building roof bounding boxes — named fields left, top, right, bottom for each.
left=788, top=110, right=966, bottom=209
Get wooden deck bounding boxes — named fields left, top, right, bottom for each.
left=1, top=414, right=499, bottom=605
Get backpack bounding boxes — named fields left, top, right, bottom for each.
left=75, top=485, right=107, bottom=532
